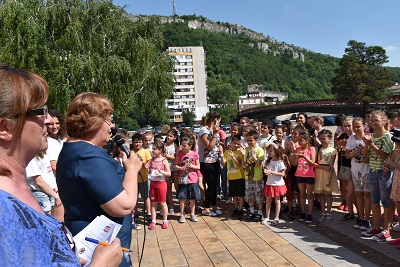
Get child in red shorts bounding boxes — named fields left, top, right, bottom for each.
left=262, top=143, right=287, bottom=226
left=148, top=142, right=171, bottom=230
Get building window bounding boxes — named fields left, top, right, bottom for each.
left=186, top=55, right=192, bottom=59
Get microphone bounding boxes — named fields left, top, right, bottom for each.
left=114, top=135, right=130, bottom=158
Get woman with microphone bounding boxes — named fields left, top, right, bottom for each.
left=56, top=92, right=142, bottom=267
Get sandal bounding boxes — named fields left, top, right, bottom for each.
left=319, top=213, right=326, bottom=222
left=341, top=213, right=355, bottom=221
left=271, top=219, right=279, bottom=226
left=324, top=213, right=332, bottom=222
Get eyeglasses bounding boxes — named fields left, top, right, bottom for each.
left=26, top=105, right=48, bottom=118
left=104, top=117, right=113, bottom=126
left=371, top=119, right=383, bottom=123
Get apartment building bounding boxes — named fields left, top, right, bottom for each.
left=166, top=46, right=208, bottom=123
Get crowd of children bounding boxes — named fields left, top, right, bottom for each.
left=125, top=108, right=400, bottom=247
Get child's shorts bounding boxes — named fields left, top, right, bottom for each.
left=264, top=185, right=287, bottom=198
left=352, top=172, right=370, bottom=192
left=177, top=183, right=201, bottom=200
left=369, top=170, right=393, bottom=208
left=150, top=180, right=167, bottom=202
left=138, top=181, right=149, bottom=199
left=338, top=166, right=352, bottom=181
left=228, top=178, right=245, bottom=198
left=32, top=191, right=54, bottom=212
left=245, top=179, right=264, bottom=203
left=296, top=177, right=315, bottom=184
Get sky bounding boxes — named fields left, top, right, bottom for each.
left=113, top=0, right=400, bottom=67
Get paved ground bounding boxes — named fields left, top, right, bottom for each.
left=129, top=195, right=400, bottom=267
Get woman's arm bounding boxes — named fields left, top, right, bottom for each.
left=100, top=153, right=142, bottom=217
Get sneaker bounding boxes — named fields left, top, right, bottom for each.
left=237, top=210, right=244, bottom=219
left=148, top=222, right=156, bottom=230
left=247, top=213, right=255, bottom=221
left=179, top=214, right=186, bottom=223
left=338, top=201, right=346, bottom=210
left=371, top=230, right=391, bottom=242
left=354, top=219, right=363, bottom=229
left=161, top=221, right=169, bottom=229
left=253, top=213, right=263, bottom=222
left=216, top=194, right=222, bottom=200
left=392, top=222, right=400, bottom=232
left=214, top=209, right=223, bottom=215
left=168, top=208, right=175, bottom=214
left=132, top=222, right=142, bottom=230
left=343, top=204, right=349, bottom=211
left=360, top=220, right=371, bottom=231
left=225, top=198, right=232, bottom=204
left=231, top=209, right=238, bottom=218
left=388, top=237, right=400, bottom=245
left=202, top=210, right=217, bottom=216
left=190, top=214, right=198, bottom=222
left=319, top=213, right=326, bottom=222
left=324, top=213, right=332, bottom=222
left=362, top=227, right=382, bottom=237
left=305, top=215, right=313, bottom=223
left=299, top=213, right=306, bottom=222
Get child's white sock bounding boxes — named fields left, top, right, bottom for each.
left=250, top=206, right=255, bottom=214
left=152, top=220, right=156, bottom=223
left=163, top=220, right=168, bottom=223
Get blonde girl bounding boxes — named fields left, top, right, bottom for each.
left=294, top=131, right=316, bottom=223
left=262, top=143, right=287, bottom=226
left=314, top=129, right=338, bottom=222
left=148, top=142, right=171, bottom=230
left=346, top=117, right=371, bottom=230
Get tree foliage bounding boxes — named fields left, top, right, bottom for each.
left=331, top=40, right=393, bottom=110
left=182, top=110, right=196, bottom=126
left=0, top=0, right=175, bottom=124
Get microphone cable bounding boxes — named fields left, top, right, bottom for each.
left=137, top=161, right=147, bottom=267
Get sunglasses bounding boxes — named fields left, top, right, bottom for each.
left=26, top=105, right=48, bottom=118
left=61, top=223, right=79, bottom=258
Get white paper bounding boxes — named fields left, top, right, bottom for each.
left=74, top=215, right=122, bottom=266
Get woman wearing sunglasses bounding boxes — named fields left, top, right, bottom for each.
left=0, top=63, right=123, bottom=266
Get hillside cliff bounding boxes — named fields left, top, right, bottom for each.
left=129, top=14, right=305, bottom=61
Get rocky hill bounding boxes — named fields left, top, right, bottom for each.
left=129, top=14, right=306, bottom=61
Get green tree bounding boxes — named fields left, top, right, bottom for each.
left=207, top=78, right=240, bottom=108
left=0, top=0, right=175, bottom=123
left=182, top=110, right=196, bottom=127
left=331, top=40, right=393, bottom=111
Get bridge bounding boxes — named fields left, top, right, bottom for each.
left=237, top=97, right=400, bottom=121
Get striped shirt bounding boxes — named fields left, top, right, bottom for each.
left=368, top=132, right=394, bottom=171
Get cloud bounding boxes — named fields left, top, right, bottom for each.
left=384, top=46, right=400, bottom=52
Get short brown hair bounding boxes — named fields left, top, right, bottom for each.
left=66, top=92, right=112, bottom=139
left=0, top=63, right=48, bottom=136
